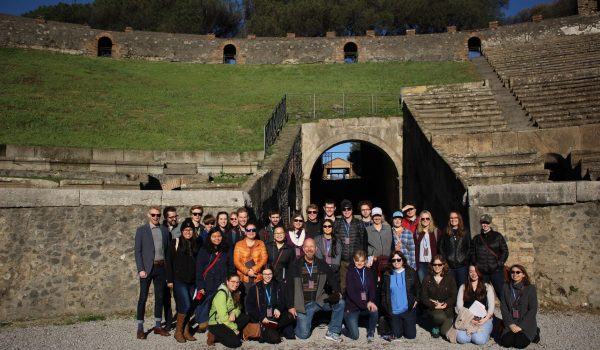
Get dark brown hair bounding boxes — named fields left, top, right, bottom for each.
left=463, top=265, right=487, bottom=302
left=509, top=264, right=531, bottom=286
left=446, top=211, right=466, bottom=238
left=428, top=254, right=449, bottom=276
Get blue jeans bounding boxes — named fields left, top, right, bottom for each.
left=482, top=269, right=505, bottom=299
left=417, top=262, right=429, bottom=282
left=343, top=309, right=378, bottom=340
left=449, top=266, right=468, bottom=289
left=456, top=317, right=493, bottom=345
left=173, top=280, right=195, bottom=314
left=295, top=300, right=345, bottom=339
left=389, top=308, right=417, bottom=339
left=136, top=265, right=166, bottom=323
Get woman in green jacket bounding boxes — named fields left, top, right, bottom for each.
left=207, top=273, right=249, bottom=348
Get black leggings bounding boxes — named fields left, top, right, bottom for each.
left=208, top=313, right=250, bottom=348
left=500, top=331, right=531, bottom=349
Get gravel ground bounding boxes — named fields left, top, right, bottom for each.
left=1, top=311, right=599, bottom=350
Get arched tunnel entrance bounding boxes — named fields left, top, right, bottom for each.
left=309, top=141, right=399, bottom=216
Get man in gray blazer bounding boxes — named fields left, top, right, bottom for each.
left=135, top=206, right=171, bottom=339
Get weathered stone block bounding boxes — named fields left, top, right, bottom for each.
left=576, top=181, right=600, bottom=202
left=0, top=188, right=79, bottom=207
left=406, top=29, right=416, bottom=36
left=35, top=146, right=92, bottom=160
left=92, top=148, right=124, bottom=162
left=161, top=190, right=246, bottom=207
left=492, top=132, right=518, bottom=153
left=5, top=144, right=35, bottom=158
left=468, top=182, right=577, bottom=206
left=89, top=163, right=117, bottom=173
left=579, top=124, right=600, bottom=150
left=468, top=133, right=493, bottom=154
left=79, top=190, right=161, bottom=206
left=122, top=150, right=154, bottom=162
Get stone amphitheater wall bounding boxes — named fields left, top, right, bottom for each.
left=1, top=13, right=599, bottom=63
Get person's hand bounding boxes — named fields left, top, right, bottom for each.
left=248, top=269, right=256, bottom=277
left=395, top=242, right=401, bottom=251
left=471, top=319, right=479, bottom=325
left=509, top=324, right=522, bottom=333
left=273, top=309, right=281, bottom=319
left=439, top=302, right=447, bottom=309
left=229, top=312, right=236, bottom=322
left=366, top=258, right=373, bottom=268
left=139, top=271, right=147, bottom=278
left=288, top=308, right=297, bottom=318
left=199, top=289, right=206, bottom=295
left=234, top=330, right=240, bottom=335
left=412, top=301, right=418, bottom=309
left=262, top=317, right=269, bottom=324
left=476, top=317, right=489, bottom=326
left=167, top=283, right=173, bottom=289
left=367, top=302, right=378, bottom=312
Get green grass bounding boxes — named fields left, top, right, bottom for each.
left=0, top=48, right=480, bottom=151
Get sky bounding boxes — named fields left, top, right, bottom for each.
left=0, top=0, right=560, bottom=16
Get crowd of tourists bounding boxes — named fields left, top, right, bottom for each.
left=134, top=199, right=540, bottom=348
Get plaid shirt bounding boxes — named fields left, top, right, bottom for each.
left=392, top=228, right=416, bottom=269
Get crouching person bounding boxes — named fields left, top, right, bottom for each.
left=287, top=238, right=345, bottom=342
left=207, top=273, right=249, bottom=348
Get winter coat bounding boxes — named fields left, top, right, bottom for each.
left=166, top=237, right=198, bottom=284
left=470, top=229, right=509, bottom=274
left=438, top=228, right=471, bottom=269
left=381, top=266, right=420, bottom=316
left=500, top=282, right=538, bottom=341
left=334, top=217, right=367, bottom=262
left=208, top=283, right=242, bottom=331
left=233, top=239, right=268, bottom=283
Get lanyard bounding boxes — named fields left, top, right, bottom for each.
left=304, top=261, right=314, bottom=279
left=323, top=237, right=331, bottom=255
left=355, top=267, right=366, bottom=290
left=344, top=221, right=351, bottom=238
left=511, top=286, right=521, bottom=305
left=264, top=285, right=272, bottom=306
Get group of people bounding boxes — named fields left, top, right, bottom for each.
left=134, top=199, right=540, bottom=348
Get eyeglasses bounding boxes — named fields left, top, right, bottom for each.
left=245, top=228, right=257, bottom=232
left=168, top=215, right=178, bottom=219
left=294, top=219, right=304, bottom=223
left=322, top=225, right=332, bottom=229
left=420, top=217, right=430, bottom=221
left=391, top=258, right=403, bottom=263
left=361, top=208, right=371, bottom=211
left=432, top=263, right=443, bottom=267
left=262, top=272, right=273, bottom=276
left=510, top=270, right=523, bottom=275
left=150, top=213, right=161, bottom=218
left=450, top=217, right=459, bottom=220
left=307, top=210, right=317, bottom=214
left=192, top=212, right=202, bottom=216
left=342, top=207, right=352, bottom=211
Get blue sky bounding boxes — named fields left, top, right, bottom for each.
left=1, top=0, right=559, bottom=16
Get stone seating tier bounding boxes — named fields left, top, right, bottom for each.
left=570, top=150, right=600, bottom=180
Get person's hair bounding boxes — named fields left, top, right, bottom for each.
left=190, top=205, right=203, bottom=214
left=236, top=207, right=248, bottom=216
left=149, top=206, right=161, bottom=213
left=509, top=264, right=531, bottom=286
left=268, top=209, right=281, bottom=216
left=464, top=265, right=487, bottom=302
left=262, top=264, right=274, bottom=274
left=307, top=203, right=318, bottom=211
left=229, top=211, right=237, bottom=218
left=216, top=211, right=229, bottom=230
left=288, top=211, right=305, bottom=231
left=416, top=210, right=437, bottom=235
left=225, top=273, right=242, bottom=307
left=205, top=227, right=227, bottom=253
left=163, top=206, right=177, bottom=218
left=446, top=211, right=466, bottom=238
left=389, top=250, right=407, bottom=270
left=320, top=219, right=337, bottom=258
left=428, top=255, right=449, bottom=276
left=353, top=250, right=367, bottom=261
left=358, top=200, right=373, bottom=209
left=324, top=199, right=336, bottom=206
left=202, top=214, right=215, bottom=225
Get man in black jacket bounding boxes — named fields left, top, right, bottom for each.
left=470, top=213, right=509, bottom=299
left=334, top=199, right=367, bottom=291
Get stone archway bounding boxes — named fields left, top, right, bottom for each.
left=301, top=117, right=403, bottom=212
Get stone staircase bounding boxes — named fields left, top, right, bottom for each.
left=571, top=150, right=600, bottom=180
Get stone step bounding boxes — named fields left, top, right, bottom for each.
left=515, top=83, right=600, bottom=101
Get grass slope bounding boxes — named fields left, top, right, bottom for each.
left=0, top=48, right=479, bottom=151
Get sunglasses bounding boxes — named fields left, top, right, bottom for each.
left=342, top=207, right=352, bottom=211
left=391, top=258, right=403, bottom=263
left=406, top=207, right=416, bottom=211
left=421, top=217, right=431, bottom=221
left=510, top=270, right=523, bottom=275
left=322, top=225, right=332, bottom=228
left=192, top=212, right=202, bottom=216
left=307, top=210, right=317, bottom=214
left=150, top=213, right=161, bottom=218
left=450, top=217, right=459, bottom=220
left=245, top=228, right=257, bottom=232
left=432, top=263, right=443, bottom=267
left=294, top=219, right=304, bottom=223
left=230, top=217, right=237, bottom=221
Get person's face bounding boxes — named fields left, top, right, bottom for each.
left=245, top=224, right=257, bottom=239
left=373, top=215, right=382, bottom=224
left=354, top=257, right=366, bottom=269
left=210, top=231, right=223, bottom=245
left=166, top=211, right=178, bottom=226
left=226, top=276, right=241, bottom=291
left=238, top=212, right=248, bottom=227
left=293, top=216, right=304, bottom=229
left=148, top=209, right=161, bottom=226
left=432, top=259, right=443, bottom=275
left=322, top=222, right=333, bottom=236
left=510, top=267, right=524, bottom=283
left=217, top=214, right=228, bottom=228
left=324, top=203, right=335, bottom=217
left=191, top=209, right=203, bottom=223
left=269, top=214, right=280, bottom=226
left=182, top=227, right=193, bottom=240
left=229, top=214, right=238, bottom=227
left=468, top=266, right=479, bottom=282
left=360, top=205, right=372, bottom=219
left=391, top=254, right=404, bottom=269
left=262, top=269, right=273, bottom=284
left=342, top=206, right=353, bottom=219
left=204, top=221, right=214, bottom=231
left=392, top=217, right=402, bottom=228
left=406, top=207, right=416, bottom=218
left=481, top=222, right=491, bottom=231
left=307, top=208, right=318, bottom=221
left=449, top=214, right=460, bottom=228
left=420, top=214, right=431, bottom=227
left=273, top=228, right=286, bottom=243
left=303, top=239, right=316, bottom=259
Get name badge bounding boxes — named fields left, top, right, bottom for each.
left=295, top=247, right=301, bottom=256
left=424, top=247, right=429, bottom=256
left=266, top=308, right=273, bottom=318
left=512, top=309, right=520, bottom=319
left=344, top=237, right=350, bottom=245
left=361, top=291, right=367, bottom=301
left=326, top=256, right=332, bottom=265
left=308, top=280, right=315, bottom=289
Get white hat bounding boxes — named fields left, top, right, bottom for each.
left=372, top=207, right=383, bottom=216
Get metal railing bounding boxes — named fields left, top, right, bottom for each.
left=286, top=93, right=401, bottom=119
left=263, top=95, right=287, bottom=152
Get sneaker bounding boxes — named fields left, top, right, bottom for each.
left=431, top=326, right=440, bottom=338
left=392, top=337, right=402, bottom=342
left=325, top=332, right=343, bottom=343
left=367, top=334, right=375, bottom=342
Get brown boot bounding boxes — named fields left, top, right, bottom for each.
left=183, top=315, right=196, bottom=341
left=207, top=331, right=215, bottom=346
left=174, top=313, right=186, bottom=343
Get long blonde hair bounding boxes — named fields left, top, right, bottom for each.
left=416, top=210, right=437, bottom=234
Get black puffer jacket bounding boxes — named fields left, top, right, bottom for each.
left=333, top=217, right=367, bottom=262
left=470, top=229, right=508, bottom=274
left=438, top=228, right=471, bottom=269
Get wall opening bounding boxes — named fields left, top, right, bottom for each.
left=309, top=141, right=399, bottom=215
left=468, top=37, right=481, bottom=59
left=344, top=42, right=358, bottom=63
left=97, top=37, right=112, bottom=57
left=223, top=44, right=237, bottom=64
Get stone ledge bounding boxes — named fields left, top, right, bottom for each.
left=161, top=190, right=246, bottom=207
left=80, top=190, right=162, bottom=206
left=576, top=181, right=600, bottom=202
left=0, top=188, right=80, bottom=207
left=468, top=182, right=577, bottom=206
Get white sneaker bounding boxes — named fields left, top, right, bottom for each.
left=325, top=332, right=343, bottom=343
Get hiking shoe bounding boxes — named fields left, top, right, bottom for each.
left=431, top=326, right=440, bottom=338
left=367, top=334, right=375, bottom=342
left=325, top=332, right=343, bottom=343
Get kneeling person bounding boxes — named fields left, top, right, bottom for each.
left=343, top=250, right=378, bottom=342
